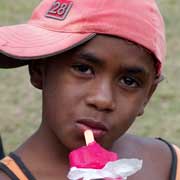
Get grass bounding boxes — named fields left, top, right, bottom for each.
left=0, top=0, right=180, bottom=153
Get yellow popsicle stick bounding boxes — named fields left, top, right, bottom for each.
left=84, top=129, right=95, bottom=145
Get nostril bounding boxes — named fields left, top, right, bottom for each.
left=86, top=96, right=115, bottom=112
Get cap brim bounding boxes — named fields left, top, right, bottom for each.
left=0, top=24, right=96, bottom=68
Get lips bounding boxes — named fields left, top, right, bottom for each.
left=76, top=119, right=108, bottom=138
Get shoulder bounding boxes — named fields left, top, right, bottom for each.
left=112, top=134, right=172, bottom=180
left=0, top=171, right=11, bottom=180
left=113, top=133, right=172, bottom=157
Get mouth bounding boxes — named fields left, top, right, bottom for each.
left=76, top=119, right=108, bottom=139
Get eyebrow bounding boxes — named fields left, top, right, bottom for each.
left=77, top=51, right=103, bottom=66
left=124, top=66, right=148, bottom=75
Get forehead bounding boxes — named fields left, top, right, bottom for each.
left=46, top=35, right=156, bottom=78
left=77, top=35, right=152, bottom=58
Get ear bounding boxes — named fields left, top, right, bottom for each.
left=137, top=77, right=161, bottom=116
left=28, top=62, right=45, bottom=90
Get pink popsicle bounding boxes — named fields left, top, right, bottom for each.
left=69, top=130, right=118, bottom=169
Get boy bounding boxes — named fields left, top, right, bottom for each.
left=0, top=0, right=179, bottom=179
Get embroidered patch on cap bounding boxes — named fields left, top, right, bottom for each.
left=45, top=0, right=73, bottom=20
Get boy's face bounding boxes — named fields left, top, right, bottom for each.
left=32, top=35, right=157, bottom=150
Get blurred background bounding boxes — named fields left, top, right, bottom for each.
left=0, top=0, right=180, bottom=153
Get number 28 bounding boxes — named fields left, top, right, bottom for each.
left=49, top=2, right=69, bottom=15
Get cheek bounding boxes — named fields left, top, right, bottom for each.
left=109, top=94, right=146, bottom=136
left=43, top=84, right=81, bottom=121
left=43, top=75, right=88, bottom=131
left=42, top=84, right=85, bottom=149
left=116, top=91, right=146, bottom=117
left=44, top=71, right=85, bottom=108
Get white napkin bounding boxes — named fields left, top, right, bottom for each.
left=67, top=158, right=143, bottom=180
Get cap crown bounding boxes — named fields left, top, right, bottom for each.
left=29, top=0, right=166, bottom=74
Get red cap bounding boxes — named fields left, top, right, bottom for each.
left=0, top=0, right=166, bottom=74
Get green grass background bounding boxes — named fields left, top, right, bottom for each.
left=0, top=0, right=180, bottom=153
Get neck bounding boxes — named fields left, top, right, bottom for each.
left=16, top=123, right=70, bottom=178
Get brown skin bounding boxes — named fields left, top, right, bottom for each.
left=0, top=35, right=171, bottom=180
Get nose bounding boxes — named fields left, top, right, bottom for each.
left=85, top=81, right=116, bottom=112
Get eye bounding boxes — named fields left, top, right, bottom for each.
left=119, top=76, right=140, bottom=88
left=71, top=64, right=94, bottom=75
